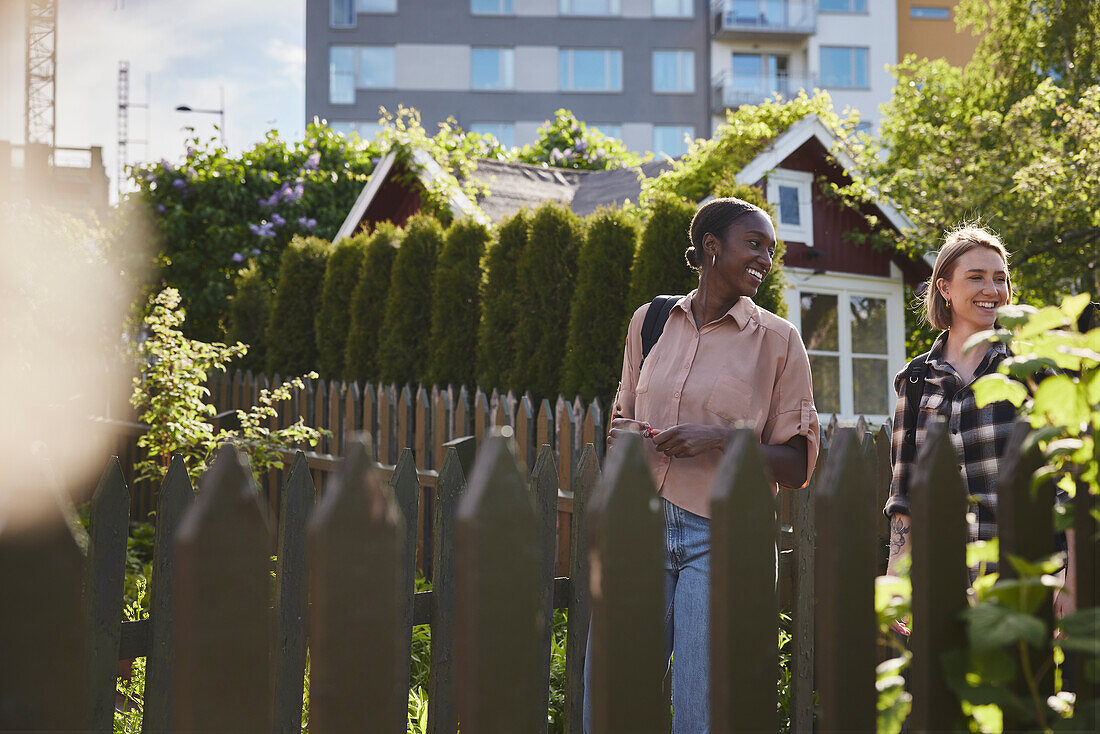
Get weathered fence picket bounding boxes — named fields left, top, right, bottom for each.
left=531, top=445, right=560, bottom=734
left=307, top=434, right=404, bottom=732
left=815, top=427, right=878, bottom=731
left=909, top=418, right=969, bottom=731
left=142, top=455, right=194, bottom=734
left=172, top=446, right=272, bottom=731
left=565, top=443, right=599, bottom=734
left=273, top=454, right=315, bottom=734
left=586, top=434, right=668, bottom=733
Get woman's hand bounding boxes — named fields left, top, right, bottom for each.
left=651, top=424, right=728, bottom=458
left=607, top=418, right=651, bottom=449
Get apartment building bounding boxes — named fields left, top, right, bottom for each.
left=896, top=0, right=978, bottom=67
left=305, top=0, right=713, bottom=157
left=709, top=1, right=897, bottom=131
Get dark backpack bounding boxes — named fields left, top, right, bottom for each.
left=900, top=351, right=931, bottom=447
left=639, top=295, right=682, bottom=370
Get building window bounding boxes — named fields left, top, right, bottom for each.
left=820, top=46, right=869, bottom=88
left=652, top=50, right=694, bottom=93
left=357, top=46, right=395, bottom=88
left=357, top=0, right=396, bottom=11
left=331, top=0, right=355, bottom=27
left=801, top=292, right=841, bottom=414
left=766, top=168, right=813, bottom=246
left=850, top=296, right=890, bottom=416
left=819, top=0, right=867, bottom=12
left=559, top=49, right=623, bottom=91
left=910, top=6, right=951, bottom=19
left=592, top=123, right=621, bottom=139
left=653, top=125, right=693, bottom=157
left=472, top=0, right=513, bottom=13
left=329, top=46, right=356, bottom=104
left=560, top=0, right=620, bottom=16
left=471, top=48, right=515, bottom=90
left=653, top=0, right=691, bottom=17
left=329, top=121, right=384, bottom=140
left=469, top=123, right=515, bottom=147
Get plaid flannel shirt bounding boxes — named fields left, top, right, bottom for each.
left=883, top=332, right=1016, bottom=548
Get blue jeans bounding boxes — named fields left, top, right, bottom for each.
left=584, top=498, right=711, bottom=734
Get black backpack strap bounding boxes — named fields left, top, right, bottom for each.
left=901, top=351, right=930, bottom=446
left=639, top=295, right=681, bottom=370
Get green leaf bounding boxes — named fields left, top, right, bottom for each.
left=972, top=374, right=1029, bottom=408
left=1017, top=305, right=1069, bottom=340
left=1006, top=552, right=1066, bottom=578
left=996, top=304, right=1039, bottom=330
left=876, top=678, right=912, bottom=734
left=1059, top=293, right=1092, bottom=324
left=1056, top=609, right=1100, bottom=655
left=999, top=355, right=1059, bottom=380
left=1032, top=375, right=1089, bottom=431
left=964, top=329, right=1012, bottom=355
left=967, top=539, right=999, bottom=568
left=964, top=602, right=1047, bottom=650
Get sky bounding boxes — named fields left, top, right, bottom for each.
left=0, top=0, right=306, bottom=197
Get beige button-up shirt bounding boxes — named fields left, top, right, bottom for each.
left=612, top=292, right=820, bottom=518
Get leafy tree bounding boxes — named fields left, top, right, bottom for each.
left=345, top=223, right=401, bottom=381
left=315, top=234, right=368, bottom=378
left=516, top=109, right=644, bottom=170
left=627, top=192, right=698, bottom=312
left=226, top=262, right=272, bottom=374
left=376, top=214, right=445, bottom=384
left=265, top=236, right=331, bottom=376
left=511, top=202, right=583, bottom=400
left=131, top=122, right=381, bottom=339
left=476, top=210, right=529, bottom=392
left=131, top=288, right=323, bottom=484
left=852, top=0, right=1100, bottom=304
left=428, top=217, right=490, bottom=387
left=561, top=207, right=639, bottom=404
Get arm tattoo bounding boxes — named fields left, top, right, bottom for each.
left=889, top=515, right=910, bottom=559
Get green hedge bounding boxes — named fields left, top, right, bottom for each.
left=265, top=235, right=331, bottom=376
left=428, top=217, right=490, bottom=387
left=376, top=214, right=444, bottom=385
left=561, top=207, right=639, bottom=405
left=511, top=202, right=583, bottom=401
left=345, top=223, right=402, bottom=381
left=315, top=233, right=369, bottom=379
left=226, top=262, right=272, bottom=375
left=627, top=192, right=699, bottom=315
left=475, top=210, right=528, bottom=392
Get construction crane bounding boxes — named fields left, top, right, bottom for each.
left=24, top=0, right=56, bottom=154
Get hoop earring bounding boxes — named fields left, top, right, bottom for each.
left=711, top=253, right=716, bottom=267
left=946, top=299, right=952, bottom=309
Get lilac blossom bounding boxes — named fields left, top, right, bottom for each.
left=298, top=217, right=317, bottom=231
left=249, top=221, right=277, bottom=238
left=258, top=192, right=280, bottom=207
left=271, top=213, right=286, bottom=227
left=304, top=152, right=321, bottom=170
left=172, top=179, right=185, bottom=190
left=156, top=204, right=166, bottom=213
left=292, top=182, right=304, bottom=200
left=251, top=248, right=262, bottom=256
left=232, top=252, right=244, bottom=263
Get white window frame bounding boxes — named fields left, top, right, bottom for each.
left=560, top=0, right=621, bottom=16
left=559, top=49, right=623, bottom=92
left=652, top=50, right=695, bottom=93
left=471, top=0, right=513, bottom=14
left=766, top=168, right=814, bottom=247
left=652, top=0, right=692, bottom=17
left=471, top=47, right=515, bottom=90
left=784, top=270, right=906, bottom=424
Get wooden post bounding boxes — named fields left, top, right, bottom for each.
left=327, top=379, right=341, bottom=456
left=565, top=444, right=599, bottom=734
left=474, top=387, right=490, bottom=442
left=814, top=427, right=878, bottom=732
left=428, top=440, right=474, bottom=734
left=455, top=385, right=472, bottom=439
left=0, top=488, right=88, bottom=729
left=586, top=434, right=667, bottom=733
left=398, top=385, right=414, bottom=460
left=362, top=382, right=376, bottom=454
left=531, top=446, right=560, bottom=734
left=313, top=379, right=327, bottom=455
left=392, top=449, right=422, bottom=635
left=556, top=396, right=576, bottom=494
left=709, top=430, right=779, bottom=731
left=173, top=446, right=272, bottom=731
left=415, top=385, right=431, bottom=469
left=791, top=442, right=827, bottom=733
left=85, top=458, right=130, bottom=733
left=379, top=384, right=395, bottom=465
left=586, top=397, right=605, bottom=465
left=307, top=435, right=404, bottom=732
left=272, top=454, right=315, bottom=734
left=431, top=384, right=450, bottom=472
left=516, top=392, right=537, bottom=473
left=909, top=419, right=968, bottom=732
left=537, top=398, right=554, bottom=461
left=455, top=436, right=542, bottom=733
left=343, top=381, right=362, bottom=451
left=142, top=456, right=195, bottom=733
left=874, top=423, right=892, bottom=572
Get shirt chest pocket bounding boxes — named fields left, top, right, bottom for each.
left=704, top=373, right=754, bottom=425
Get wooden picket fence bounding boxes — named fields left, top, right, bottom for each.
left=2, top=416, right=1094, bottom=731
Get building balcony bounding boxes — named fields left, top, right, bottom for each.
left=712, top=0, right=816, bottom=42
left=711, top=70, right=817, bottom=110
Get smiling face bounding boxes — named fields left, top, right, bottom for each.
left=937, top=247, right=1010, bottom=332
left=704, top=210, right=777, bottom=300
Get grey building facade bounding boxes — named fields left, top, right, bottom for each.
left=304, top=0, right=712, bottom=156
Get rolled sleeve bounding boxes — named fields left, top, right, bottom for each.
left=764, top=330, right=820, bottom=487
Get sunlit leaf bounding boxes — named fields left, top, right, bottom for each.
left=1007, top=552, right=1066, bottom=578
left=972, top=373, right=1028, bottom=408
left=967, top=539, right=999, bottom=568
left=996, top=304, right=1038, bottom=330
left=1033, top=375, right=1089, bottom=431
left=1059, top=293, right=1092, bottom=323
left=1018, top=305, right=1070, bottom=339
